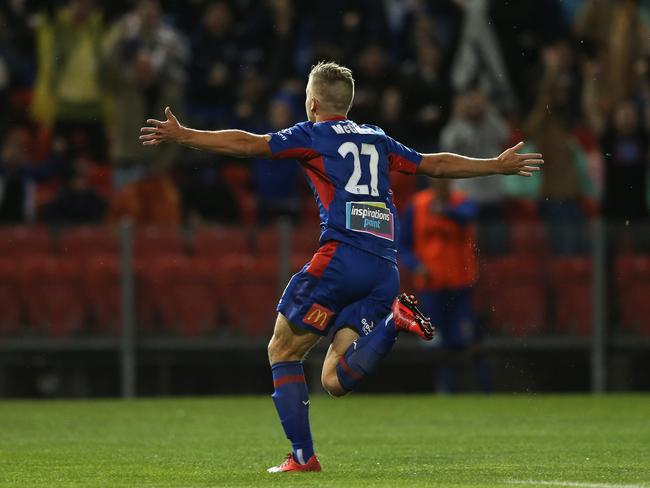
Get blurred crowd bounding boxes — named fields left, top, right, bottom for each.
left=1, top=0, right=649, bottom=251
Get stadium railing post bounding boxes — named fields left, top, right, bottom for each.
left=120, top=219, right=137, bottom=398
left=591, top=218, right=607, bottom=394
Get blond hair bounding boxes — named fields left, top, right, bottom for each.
left=308, top=61, right=355, bottom=114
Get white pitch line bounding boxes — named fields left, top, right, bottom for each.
left=508, top=480, right=647, bottom=488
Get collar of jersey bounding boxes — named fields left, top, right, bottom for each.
left=318, top=116, right=348, bottom=122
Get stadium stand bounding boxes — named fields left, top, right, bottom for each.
left=477, top=256, right=546, bottom=337
left=82, top=253, right=122, bottom=335
left=616, top=254, right=650, bottom=336
left=59, top=226, right=119, bottom=258
left=0, top=258, right=23, bottom=336
left=21, top=255, right=85, bottom=337
left=550, top=257, right=593, bottom=336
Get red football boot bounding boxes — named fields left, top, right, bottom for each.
left=267, top=453, right=322, bottom=473
left=392, top=292, right=435, bottom=340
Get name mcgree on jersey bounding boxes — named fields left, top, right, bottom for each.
left=345, top=201, right=394, bottom=241
left=331, top=123, right=375, bottom=135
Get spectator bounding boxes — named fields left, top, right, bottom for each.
left=350, top=43, right=392, bottom=124
left=1, top=128, right=103, bottom=225
left=379, top=86, right=417, bottom=212
left=108, top=169, right=181, bottom=227
left=251, top=96, right=301, bottom=224
left=0, top=127, right=36, bottom=224
left=601, top=99, right=648, bottom=223
left=439, top=88, right=510, bottom=254
left=403, top=1, right=462, bottom=65
left=525, top=48, right=596, bottom=255
left=43, top=158, right=108, bottom=225
left=400, top=41, right=452, bottom=150
left=451, top=0, right=518, bottom=114
left=31, top=0, right=108, bottom=162
left=263, top=0, right=298, bottom=86
left=399, top=179, right=491, bottom=393
left=103, top=0, right=188, bottom=184
left=302, top=0, right=389, bottom=67
left=488, top=0, right=568, bottom=113
left=178, top=158, right=241, bottom=227
left=377, top=87, right=406, bottom=143
left=187, top=1, right=240, bottom=127
left=0, top=5, right=35, bottom=132
left=575, top=0, right=643, bottom=118
left=233, top=67, right=269, bottom=131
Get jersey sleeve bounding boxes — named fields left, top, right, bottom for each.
left=267, top=122, right=320, bottom=161
left=385, top=135, right=423, bottom=175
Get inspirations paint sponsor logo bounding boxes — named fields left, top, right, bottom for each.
left=346, top=201, right=394, bottom=241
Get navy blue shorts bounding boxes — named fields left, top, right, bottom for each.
left=277, top=241, right=399, bottom=336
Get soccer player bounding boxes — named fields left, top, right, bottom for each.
left=140, top=61, right=543, bottom=473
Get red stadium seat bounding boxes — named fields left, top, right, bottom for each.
left=505, top=198, right=540, bottom=222
left=60, top=226, right=119, bottom=258
left=192, top=227, right=250, bottom=258
left=20, top=256, right=86, bottom=337
left=82, top=254, right=122, bottom=334
left=549, top=257, right=592, bottom=336
left=134, top=257, right=156, bottom=331
left=134, top=227, right=185, bottom=258
left=0, top=259, right=24, bottom=335
left=219, top=255, right=279, bottom=337
left=292, top=225, right=320, bottom=256
left=0, top=227, right=55, bottom=257
left=254, top=227, right=280, bottom=256
left=137, top=254, right=219, bottom=337
left=510, top=222, right=550, bottom=258
left=253, top=224, right=320, bottom=261
left=170, top=257, right=220, bottom=337
left=615, top=255, right=650, bottom=335
left=291, top=254, right=312, bottom=274
left=135, top=254, right=177, bottom=332
left=476, top=256, right=546, bottom=337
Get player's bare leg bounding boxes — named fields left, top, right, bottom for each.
left=322, top=293, right=435, bottom=396
left=267, top=313, right=322, bottom=473
left=267, top=313, right=321, bottom=364
left=322, top=327, right=359, bottom=397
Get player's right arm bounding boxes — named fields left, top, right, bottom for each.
left=139, top=107, right=272, bottom=158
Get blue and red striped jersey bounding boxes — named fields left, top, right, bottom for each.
left=268, top=117, right=422, bottom=263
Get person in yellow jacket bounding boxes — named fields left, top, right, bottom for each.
left=31, top=0, right=108, bottom=161
left=399, top=178, right=492, bottom=393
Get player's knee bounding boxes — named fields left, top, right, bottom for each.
left=321, top=372, right=348, bottom=398
left=267, top=333, right=301, bottom=364
left=267, top=335, right=282, bottom=363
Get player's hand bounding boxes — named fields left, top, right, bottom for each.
left=139, top=107, right=184, bottom=146
left=496, top=142, right=544, bottom=177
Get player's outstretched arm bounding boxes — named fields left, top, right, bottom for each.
left=139, top=107, right=272, bottom=158
left=416, top=142, right=543, bottom=178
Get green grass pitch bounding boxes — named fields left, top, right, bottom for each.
left=1, top=395, right=648, bottom=487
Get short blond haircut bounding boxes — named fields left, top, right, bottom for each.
left=308, top=61, right=355, bottom=114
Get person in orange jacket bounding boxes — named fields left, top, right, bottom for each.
left=399, top=178, right=492, bottom=393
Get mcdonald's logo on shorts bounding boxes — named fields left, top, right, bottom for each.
left=303, top=303, right=334, bottom=331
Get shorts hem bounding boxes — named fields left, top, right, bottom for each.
left=277, top=305, right=330, bottom=336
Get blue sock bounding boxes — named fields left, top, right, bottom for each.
left=336, top=312, right=398, bottom=392
left=271, top=361, right=314, bottom=463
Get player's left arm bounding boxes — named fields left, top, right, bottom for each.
left=139, top=107, right=272, bottom=158
left=417, top=142, right=543, bottom=178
